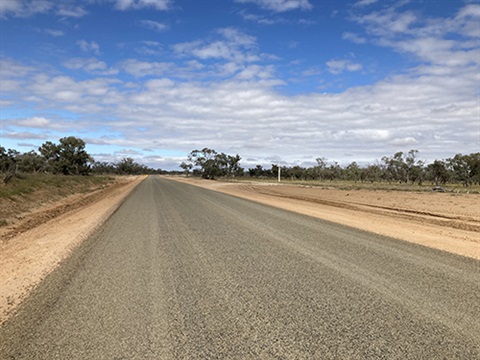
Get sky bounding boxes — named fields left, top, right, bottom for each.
left=1, top=0, right=479, bottom=170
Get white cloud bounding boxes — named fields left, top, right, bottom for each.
left=120, top=59, right=174, bottom=77
left=140, top=19, right=168, bottom=32
left=56, top=4, right=87, bottom=17
left=352, top=4, right=480, bottom=69
left=239, top=11, right=276, bottom=25
left=0, top=0, right=22, bottom=17
left=456, top=4, right=480, bottom=20
left=0, top=57, right=34, bottom=77
left=44, top=29, right=65, bottom=37
left=218, top=27, right=256, bottom=47
left=26, top=74, right=120, bottom=105
left=115, top=148, right=143, bottom=155
left=3, top=52, right=477, bottom=167
left=0, top=1, right=87, bottom=18
left=326, top=59, right=363, bottom=74
left=112, top=0, right=172, bottom=11
left=353, top=0, right=378, bottom=7
left=342, top=32, right=367, bottom=44
left=63, top=58, right=119, bottom=76
left=301, top=67, right=321, bottom=76
left=2, top=3, right=479, bottom=169
left=134, top=41, right=164, bottom=56
left=0, top=0, right=53, bottom=18
left=235, top=0, right=312, bottom=13
left=234, top=64, right=278, bottom=81
left=15, top=116, right=51, bottom=127
left=395, top=37, right=479, bottom=67
left=173, top=28, right=260, bottom=64
left=358, top=4, right=480, bottom=41
left=454, top=4, right=480, bottom=38
left=194, top=42, right=233, bottom=60
left=356, top=9, right=418, bottom=36
left=77, top=40, right=100, bottom=55
left=4, top=131, right=49, bottom=140
left=390, top=137, right=418, bottom=146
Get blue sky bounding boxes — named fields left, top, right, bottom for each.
left=1, top=0, right=479, bottom=170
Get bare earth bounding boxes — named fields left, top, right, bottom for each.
left=0, top=175, right=479, bottom=325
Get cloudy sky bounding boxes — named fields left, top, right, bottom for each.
left=1, top=0, right=479, bottom=170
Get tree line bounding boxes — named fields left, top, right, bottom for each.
left=3, top=138, right=478, bottom=187
left=1, top=136, right=162, bottom=183
left=182, top=148, right=480, bottom=187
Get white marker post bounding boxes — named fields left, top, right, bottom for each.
left=277, top=165, right=281, bottom=183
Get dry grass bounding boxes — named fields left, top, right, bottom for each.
left=0, top=174, right=115, bottom=227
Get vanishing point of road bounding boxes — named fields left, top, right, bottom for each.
left=1, top=176, right=479, bottom=359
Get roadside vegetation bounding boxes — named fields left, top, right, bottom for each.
left=2, top=137, right=479, bottom=197
left=0, top=174, right=114, bottom=201
left=0, top=174, right=117, bottom=229
left=181, top=148, right=480, bottom=193
left=1, top=136, right=164, bottom=184
left=0, top=136, right=162, bottom=228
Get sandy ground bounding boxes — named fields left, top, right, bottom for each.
left=0, top=176, right=145, bottom=324
left=169, top=176, right=480, bottom=260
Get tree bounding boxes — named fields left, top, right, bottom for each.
left=248, top=165, right=265, bottom=178
left=16, top=151, right=46, bottom=173
left=116, top=157, right=146, bottom=175
left=214, top=152, right=229, bottom=178
left=39, top=137, right=93, bottom=175
left=91, top=161, right=116, bottom=175
left=447, top=153, right=480, bottom=187
left=404, top=150, right=424, bottom=184
left=315, top=157, right=327, bottom=181
left=291, top=165, right=306, bottom=180
left=188, top=148, right=218, bottom=179
left=0, top=147, right=19, bottom=173
left=227, top=154, right=243, bottom=177
left=381, top=150, right=424, bottom=184
left=325, top=162, right=342, bottom=181
left=187, top=148, right=243, bottom=179
left=382, top=152, right=405, bottom=183
left=345, top=162, right=361, bottom=182
left=0, top=147, right=20, bottom=183
left=426, top=160, right=450, bottom=186
left=179, top=161, right=193, bottom=177
left=364, top=163, right=383, bottom=183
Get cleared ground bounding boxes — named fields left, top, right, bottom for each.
left=1, top=177, right=479, bottom=359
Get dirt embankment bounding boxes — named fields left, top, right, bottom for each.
left=168, top=177, right=480, bottom=260
left=0, top=176, right=145, bottom=324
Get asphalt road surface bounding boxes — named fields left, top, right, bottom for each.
left=1, top=176, right=479, bottom=359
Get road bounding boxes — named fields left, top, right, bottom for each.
left=1, top=176, right=479, bottom=359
